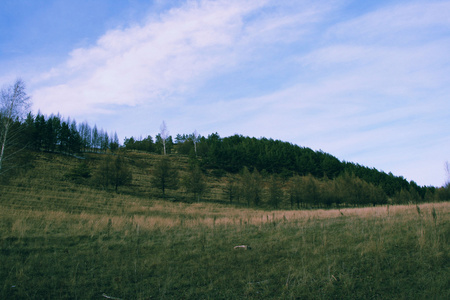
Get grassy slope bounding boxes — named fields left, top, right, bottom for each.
left=0, top=152, right=449, bottom=299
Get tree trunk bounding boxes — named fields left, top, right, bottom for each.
left=0, top=124, right=10, bottom=172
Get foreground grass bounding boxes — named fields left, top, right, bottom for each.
left=0, top=152, right=448, bottom=298
left=1, top=199, right=448, bottom=299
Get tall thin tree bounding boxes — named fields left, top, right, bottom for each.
left=160, top=121, right=169, bottom=155
left=192, top=130, right=199, bottom=156
left=0, top=79, right=31, bottom=173
left=445, top=161, right=450, bottom=187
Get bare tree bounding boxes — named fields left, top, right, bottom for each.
left=445, top=161, right=450, bottom=187
left=192, top=130, right=199, bottom=156
left=160, top=121, right=169, bottom=155
left=0, top=79, right=31, bottom=173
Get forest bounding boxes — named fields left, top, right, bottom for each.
left=2, top=110, right=449, bottom=208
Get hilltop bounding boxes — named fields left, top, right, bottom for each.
left=1, top=111, right=449, bottom=207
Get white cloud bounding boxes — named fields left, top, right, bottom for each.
left=32, top=0, right=264, bottom=115
left=31, top=0, right=333, bottom=117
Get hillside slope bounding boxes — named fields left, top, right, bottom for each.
left=1, top=149, right=448, bottom=211
left=4, top=110, right=446, bottom=204
left=0, top=151, right=449, bottom=299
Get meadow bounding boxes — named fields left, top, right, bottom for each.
left=0, top=152, right=449, bottom=299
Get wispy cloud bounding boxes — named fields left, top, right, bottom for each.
left=32, top=0, right=324, bottom=115
left=31, top=0, right=341, bottom=116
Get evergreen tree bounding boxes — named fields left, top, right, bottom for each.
left=124, top=136, right=136, bottom=150
left=240, top=167, right=253, bottom=206
left=92, top=125, right=99, bottom=151
left=95, top=154, right=132, bottom=193
left=151, top=157, right=178, bottom=198
left=182, top=161, right=207, bottom=202
left=110, top=155, right=132, bottom=193
left=42, top=115, right=60, bottom=152
left=303, top=174, right=319, bottom=206
left=109, top=132, right=120, bottom=152
left=288, top=174, right=302, bottom=209
left=100, top=129, right=109, bottom=152
left=436, top=184, right=450, bottom=201
left=59, top=121, right=70, bottom=153
left=68, top=120, right=82, bottom=154
left=240, top=167, right=263, bottom=206
left=223, top=175, right=238, bottom=203
left=78, top=121, right=92, bottom=152
left=66, top=161, right=91, bottom=183
left=24, top=113, right=38, bottom=150
left=139, top=135, right=154, bottom=152
left=268, top=174, right=284, bottom=208
left=34, top=112, right=46, bottom=150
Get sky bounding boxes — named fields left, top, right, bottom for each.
left=1, top=0, right=449, bottom=187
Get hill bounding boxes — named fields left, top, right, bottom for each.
left=0, top=151, right=449, bottom=298
left=4, top=111, right=448, bottom=206
left=1, top=142, right=449, bottom=210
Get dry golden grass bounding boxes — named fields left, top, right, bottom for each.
left=1, top=151, right=449, bottom=299
left=1, top=197, right=448, bottom=299
left=2, top=194, right=448, bottom=235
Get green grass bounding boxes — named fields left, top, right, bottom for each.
left=1, top=203, right=448, bottom=299
left=0, top=152, right=449, bottom=299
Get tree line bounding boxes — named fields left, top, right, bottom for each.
left=0, top=110, right=122, bottom=157
left=19, top=111, right=441, bottom=205
left=121, top=131, right=447, bottom=206
left=145, top=156, right=448, bottom=207
left=1, top=79, right=447, bottom=206
left=134, top=132, right=434, bottom=200
left=25, top=113, right=121, bottom=154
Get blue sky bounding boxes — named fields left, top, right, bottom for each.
left=1, top=0, right=449, bottom=187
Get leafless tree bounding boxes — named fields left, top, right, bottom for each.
left=0, top=79, right=31, bottom=173
left=192, top=130, right=199, bottom=156
left=445, top=161, right=450, bottom=187
left=160, top=121, right=169, bottom=155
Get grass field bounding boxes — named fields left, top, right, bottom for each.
left=0, top=152, right=449, bottom=299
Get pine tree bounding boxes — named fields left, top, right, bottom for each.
left=182, top=161, right=207, bottom=202
left=95, top=154, right=132, bottom=193
left=268, top=175, right=283, bottom=208
left=288, top=175, right=302, bottom=209
left=151, top=157, right=178, bottom=198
